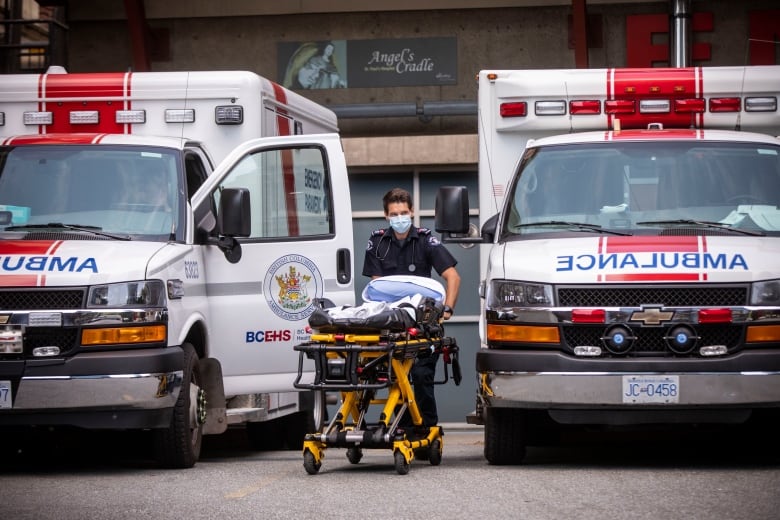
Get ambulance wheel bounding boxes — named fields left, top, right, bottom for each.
left=428, top=438, right=443, bottom=466
left=484, top=407, right=526, bottom=465
left=303, top=450, right=321, bottom=475
left=154, top=343, right=203, bottom=468
left=346, top=446, right=363, bottom=464
left=394, top=450, right=410, bottom=475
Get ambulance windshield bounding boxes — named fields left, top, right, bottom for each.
left=503, top=141, right=780, bottom=237
left=0, top=145, right=181, bottom=241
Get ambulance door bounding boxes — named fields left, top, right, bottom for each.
left=191, top=134, right=354, bottom=393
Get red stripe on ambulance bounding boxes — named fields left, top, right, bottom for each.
left=38, top=72, right=131, bottom=135
left=271, top=82, right=300, bottom=237
left=0, top=240, right=63, bottom=287
left=607, top=67, right=703, bottom=130
left=598, top=236, right=706, bottom=282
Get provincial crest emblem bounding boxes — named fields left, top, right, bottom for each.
left=264, top=254, right=323, bottom=320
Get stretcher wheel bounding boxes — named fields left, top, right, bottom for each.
left=428, top=438, right=442, bottom=466
left=303, top=450, right=321, bottom=475
left=346, top=446, right=363, bottom=464
left=394, top=450, right=410, bottom=475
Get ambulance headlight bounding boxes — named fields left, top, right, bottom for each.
left=88, top=280, right=167, bottom=308
left=751, top=280, right=780, bottom=306
left=487, top=280, right=554, bottom=308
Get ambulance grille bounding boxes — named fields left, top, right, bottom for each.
left=562, top=324, right=743, bottom=356
left=557, top=286, right=747, bottom=307
left=0, top=289, right=86, bottom=310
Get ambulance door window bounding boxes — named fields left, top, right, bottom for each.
left=184, top=151, right=209, bottom=200
left=214, top=145, right=333, bottom=239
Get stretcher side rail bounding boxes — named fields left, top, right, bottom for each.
left=293, top=334, right=454, bottom=391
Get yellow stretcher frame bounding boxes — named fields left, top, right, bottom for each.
left=294, top=331, right=459, bottom=475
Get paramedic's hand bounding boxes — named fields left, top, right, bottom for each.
left=443, top=305, right=454, bottom=320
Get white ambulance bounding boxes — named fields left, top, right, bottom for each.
left=0, top=68, right=355, bottom=468
left=436, top=66, right=780, bottom=464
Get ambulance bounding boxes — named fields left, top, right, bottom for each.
left=0, top=68, right=355, bottom=468
left=435, top=66, right=780, bottom=464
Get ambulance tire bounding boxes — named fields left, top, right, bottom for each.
left=484, top=407, right=526, bottom=465
left=283, top=390, right=326, bottom=449
left=154, top=343, right=203, bottom=468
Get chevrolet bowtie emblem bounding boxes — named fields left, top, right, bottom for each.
left=630, top=308, right=674, bottom=325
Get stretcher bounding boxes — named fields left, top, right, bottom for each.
left=293, top=293, right=461, bottom=475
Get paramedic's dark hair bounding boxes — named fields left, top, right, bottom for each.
left=382, top=188, right=413, bottom=214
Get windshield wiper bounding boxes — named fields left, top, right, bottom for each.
left=516, top=221, right=632, bottom=236
left=4, top=223, right=132, bottom=240
left=636, top=219, right=765, bottom=236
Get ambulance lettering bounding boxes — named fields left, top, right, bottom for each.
left=558, top=252, right=749, bottom=271
left=555, top=237, right=748, bottom=281
left=0, top=255, right=97, bottom=273
left=245, top=329, right=293, bottom=343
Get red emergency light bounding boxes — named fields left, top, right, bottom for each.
left=571, top=309, right=606, bottom=324
left=698, top=308, right=732, bottom=324
left=709, top=97, right=741, bottom=112
left=500, top=102, right=528, bottom=118
left=604, top=99, right=636, bottom=115
left=674, top=98, right=706, bottom=113
left=569, top=100, right=601, bottom=115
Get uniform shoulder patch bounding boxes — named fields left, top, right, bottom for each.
left=370, top=229, right=386, bottom=237
left=417, top=227, right=431, bottom=235
left=427, top=235, right=441, bottom=246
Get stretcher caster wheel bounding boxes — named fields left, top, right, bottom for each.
left=303, top=450, right=321, bottom=475
left=394, top=450, right=410, bottom=475
left=429, top=438, right=442, bottom=466
left=346, top=446, right=363, bottom=464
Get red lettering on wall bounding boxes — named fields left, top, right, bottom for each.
left=626, top=12, right=713, bottom=67
left=749, top=10, right=780, bottom=65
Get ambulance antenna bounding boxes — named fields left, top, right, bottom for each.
left=182, top=72, right=191, bottom=140
left=478, top=105, right=501, bottom=216
left=564, top=81, right=573, bottom=133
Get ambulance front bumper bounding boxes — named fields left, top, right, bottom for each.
left=0, top=347, right=183, bottom=429
left=478, top=349, right=780, bottom=409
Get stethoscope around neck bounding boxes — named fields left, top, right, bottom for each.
left=375, top=232, right=417, bottom=272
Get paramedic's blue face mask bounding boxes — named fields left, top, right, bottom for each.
left=388, top=215, right=412, bottom=234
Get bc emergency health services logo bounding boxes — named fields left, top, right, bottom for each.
left=264, top=254, right=323, bottom=321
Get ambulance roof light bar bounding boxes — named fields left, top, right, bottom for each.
left=165, top=109, right=195, bottom=123
left=23, top=111, right=53, bottom=125
left=116, top=110, right=146, bottom=124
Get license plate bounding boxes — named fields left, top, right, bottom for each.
left=0, top=380, right=11, bottom=408
left=622, top=375, right=679, bottom=404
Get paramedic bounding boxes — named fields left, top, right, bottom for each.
left=363, top=187, right=461, bottom=427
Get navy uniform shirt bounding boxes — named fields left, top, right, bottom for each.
left=362, top=226, right=457, bottom=278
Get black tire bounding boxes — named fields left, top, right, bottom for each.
left=428, top=438, right=442, bottom=466
left=484, top=407, right=526, bottom=465
left=154, top=343, right=203, bottom=469
left=394, top=450, right=410, bottom=475
left=346, top=446, right=363, bottom=464
left=303, top=450, right=321, bottom=475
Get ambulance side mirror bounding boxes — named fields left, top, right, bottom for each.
left=435, top=186, right=485, bottom=244
left=216, top=187, right=250, bottom=263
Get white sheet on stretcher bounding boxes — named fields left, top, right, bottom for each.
left=326, top=276, right=445, bottom=321
left=361, top=275, right=446, bottom=304
left=324, top=294, right=425, bottom=321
